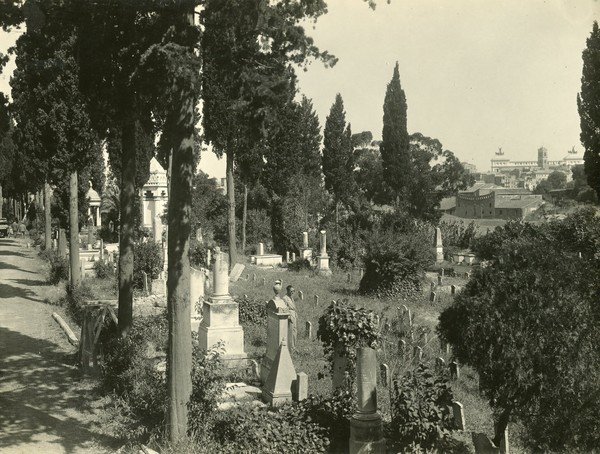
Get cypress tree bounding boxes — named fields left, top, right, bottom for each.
left=323, top=94, right=351, bottom=203
left=380, top=62, right=410, bottom=203
left=578, top=21, right=600, bottom=200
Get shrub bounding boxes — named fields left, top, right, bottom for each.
left=133, top=241, right=164, bottom=290
left=62, top=282, right=94, bottom=325
left=287, top=258, right=312, bottom=272
left=40, top=250, right=69, bottom=285
left=213, top=403, right=329, bottom=453
left=189, top=240, right=207, bottom=269
left=388, top=364, right=455, bottom=452
left=317, top=300, right=380, bottom=377
left=93, top=260, right=115, bottom=279
left=359, top=222, right=431, bottom=296
left=235, top=295, right=267, bottom=325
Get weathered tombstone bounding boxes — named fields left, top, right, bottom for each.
left=430, top=281, right=435, bottom=291
left=450, top=360, right=460, bottom=379
left=452, top=401, right=466, bottom=430
left=229, top=263, right=245, bottom=282
left=295, top=372, right=308, bottom=402
left=499, top=426, right=510, bottom=454
left=437, top=274, right=443, bottom=285
left=258, top=242, right=265, bottom=255
left=261, top=297, right=290, bottom=382
left=316, top=230, right=332, bottom=276
left=198, top=250, right=246, bottom=362
left=434, top=227, right=444, bottom=263
left=262, top=338, right=296, bottom=407
left=451, top=284, right=457, bottom=295
left=349, top=347, right=385, bottom=453
left=252, top=273, right=257, bottom=282
left=142, top=271, right=150, bottom=296
left=298, top=290, right=304, bottom=301
left=300, top=231, right=312, bottom=260
left=398, top=339, right=407, bottom=356
left=291, top=252, right=296, bottom=262
left=286, top=251, right=290, bottom=262
left=472, top=433, right=500, bottom=454
left=430, top=291, right=437, bottom=303
left=413, top=345, right=423, bottom=363
left=436, top=356, right=445, bottom=371
left=305, top=321, right=312, bottom=339
left=380, top=363, right=390, bottom=387
left=314, top=295, right=319, bottom=306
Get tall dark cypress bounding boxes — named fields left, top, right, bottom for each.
left=322, top=93, right=349, bottom=201
left=578, top=21, right=600, bottom=200
left=380, top=62, right=410, bottom=203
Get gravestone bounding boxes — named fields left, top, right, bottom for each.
left=300, top=231, right=312, bottom=260
left=430, top=291, right=437, bottom=303
left=413, top=346, right=423, bottom=364
left=286, top=251, right=290, bottom=262
left=450, top=361, right=460, bottom=379
left=305, top=321, right=312, bottom=339
left=437, top=275, right=443, bottom=285
left=380, top=363, right=390, bottom=387
left=295, top=372, right=308, bottom=402
left=451, top=284, right=457, bottom=295
left=142, top=271, right=150, bottom=296
left=258, top=242, right=265, bottom=255
left=434, top=227, right=444, bottom=263
left=262, top=338, right=296, bottom=407
left=198, top=250, right=246, bottom=363
left=316, top=230, right=332, bottom=276
left=452, top=401, right=466, bottom=430
left=291, top=252, right=296, bottom=262
left=261, top=297, right=290, bottom=383
left=436, top=356, right=445, bottom=371
left=229, top=263, right=245, bottom=282
left=314, top=295, right=319, bottom=305
left=398, top=339, right=407, bottom=356
left=499, top=426, right=510, bottom=454
left=349, top=347, right=385, bottom=454
left=298, top=290, right=304, bottom=301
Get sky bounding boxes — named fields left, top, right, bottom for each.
left=0, top=0, right=597, bottom=178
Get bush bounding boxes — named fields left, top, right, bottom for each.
left=213, top=403, right=329, bottom=453
left=388, top=364, right=455, bottom=452
left=317, top=300, right=380, bottom=376
left=93, top=260, right=115, bottom=279
left=100, top=314, right=225, bottom=442
left=359, top=221, right=432, bottom=296
left=40, top=250, right=69, bottom=285
left=189, top=240, right=207, bottom=269
left=62, top=282, right=94, bottom=325
left=287, top=258, right=312, bottom=272
left=133, top=241, right=164, bottom=290
left=235, top=295, right=267, bottom=325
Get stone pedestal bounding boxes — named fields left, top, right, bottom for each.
left=198, top=251, right=246, bottom=362
left=316, top=230, right=332, bottom=276
left=261, top=297, right=290, bottom=383
left=349, top=347, right=385, bottom=454
left=262, top=339, right=296, bottom=407
left=434, top=227, right=444, bottom=263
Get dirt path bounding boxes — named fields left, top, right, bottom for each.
left=0, top=237, right=118, bottom=454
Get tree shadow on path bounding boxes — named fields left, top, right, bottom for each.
left=0, top=283, right=43, bottom=302
left=9, top=278, right=48, bottom=287
left=0, top=326, right=120, bottom=453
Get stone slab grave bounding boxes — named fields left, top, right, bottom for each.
left=217, top=382, right=265, bottom=411
left=250, top=242, right=282, bottom=268
left=229, top=263, right=245, bottom=282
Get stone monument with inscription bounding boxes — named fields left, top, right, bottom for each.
left=198, top=249, right=246, bottom=363
left=316, top=230, right=332, bottom=276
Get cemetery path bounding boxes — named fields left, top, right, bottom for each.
left=0, top=237, right=119, bottom=454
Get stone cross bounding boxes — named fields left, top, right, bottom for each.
left=452, top=401, right=466, bottom=430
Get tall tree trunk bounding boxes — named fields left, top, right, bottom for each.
left=0, top=183, right=3, bottom=219
left=44, top=181, right=52, bottom=250
left=58, top=228, right=67, bottom=258
left=166, top=6, right=194, bottom=443
left=118, top=116, right=136, bottom=337
left=226, top=149, right=236, bottom=268
left=241, top=183, right=248, bottom=254
left=69, top=171, right=81, bottom=287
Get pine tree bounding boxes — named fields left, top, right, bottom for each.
left=578, top=21, right=600, bottom=200
left=380, top=62, right=410, bottom=204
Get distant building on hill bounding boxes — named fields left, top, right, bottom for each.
left=444, top=182, right=544, bottom=220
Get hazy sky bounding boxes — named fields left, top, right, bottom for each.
left=1, top=0, right=597, bottom=177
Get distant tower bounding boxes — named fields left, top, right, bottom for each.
left=537, top=147, right=548, bottom=169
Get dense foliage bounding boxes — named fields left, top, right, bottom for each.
left=133, top=241, right=164, bottom=290
left=389, top=364, right=455, bottom=452
left=578, top=21, right=600, bottom=200
left=439, top=209, right=600, bottom=450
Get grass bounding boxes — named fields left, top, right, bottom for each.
left=231, top=261, right=528, bottom=452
